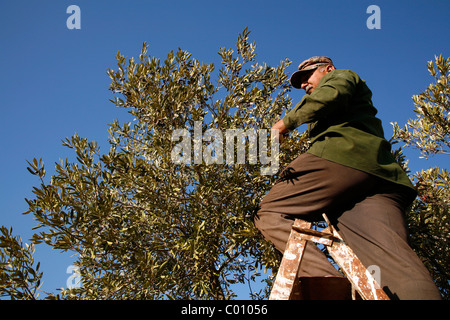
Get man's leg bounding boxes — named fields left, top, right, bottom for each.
left=335, top=186, right=442, bottom=300
left=255, top=153, right=376, bottom=278
left=255, top=154, right=441, bottom=299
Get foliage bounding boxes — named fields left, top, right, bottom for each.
left=392, top=55, right=450, bottom=299
left=392, top=54, right=450, bottom=158
left=0, top=226, right=42, bottom=299
left=408, top=168, right=449, bottom=299
left=2, top=28, right=309, bottom=299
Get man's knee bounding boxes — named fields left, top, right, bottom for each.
left=254, top=209, right=295, bottom=253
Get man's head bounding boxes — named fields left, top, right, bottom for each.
left=290, top=56, right=335, bottom=94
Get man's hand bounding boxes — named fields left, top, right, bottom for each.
left=272, top=119, right=289, bottom=142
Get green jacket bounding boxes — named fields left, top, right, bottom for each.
left=282, top=69, right=414, bottom=191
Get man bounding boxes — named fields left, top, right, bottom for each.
left=254, top=56, right=441, bottom=299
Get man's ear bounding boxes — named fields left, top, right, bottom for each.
left=326, top=65, right=335, bottom=72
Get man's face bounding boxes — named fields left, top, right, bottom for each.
left=300, top=65, right=334, bottom=94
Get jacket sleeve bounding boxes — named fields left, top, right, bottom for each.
left=282, top=70, right=359, bottom=130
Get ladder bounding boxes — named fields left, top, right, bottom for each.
left=269, top=214, right=389, bottom=300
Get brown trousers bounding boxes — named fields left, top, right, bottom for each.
left=255, top=153, right=442, bottom=300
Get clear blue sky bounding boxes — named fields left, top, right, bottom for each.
left=1, top=0, right=449, bottom=298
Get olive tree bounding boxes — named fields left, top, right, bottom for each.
left=1, top=29, right=308, bottom=299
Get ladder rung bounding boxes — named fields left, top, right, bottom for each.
left=291, top=225, right=335, bottom=246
